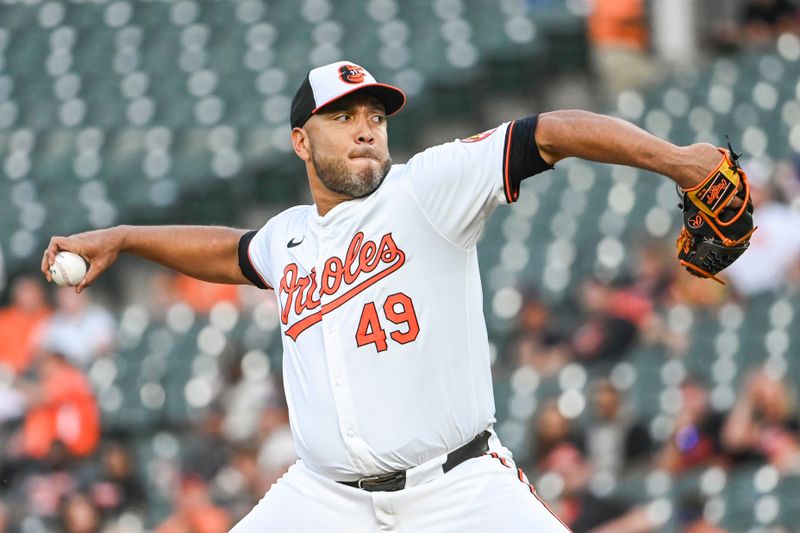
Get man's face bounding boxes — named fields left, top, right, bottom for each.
left=301, top=93, right=391, bottom=198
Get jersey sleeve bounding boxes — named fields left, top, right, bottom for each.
left=238, top=223, right=274, bottom=290
left=407, top=115, right=553, bottom=249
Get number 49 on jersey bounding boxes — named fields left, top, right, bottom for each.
left=355, top=293, right=419, bottom=352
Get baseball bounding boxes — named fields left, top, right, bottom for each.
left=49, top=251, right=88, bottom=287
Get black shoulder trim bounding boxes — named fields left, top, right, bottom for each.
left=238, top=230, right=270, bottom=290
left=502, top=115, right=555, bottom=203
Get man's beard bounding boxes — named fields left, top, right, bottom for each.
left=311, top=150, right=392, bottom=198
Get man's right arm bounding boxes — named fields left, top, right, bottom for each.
left=41, top=225, right=254, bottom=293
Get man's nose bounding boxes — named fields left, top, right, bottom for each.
left=354, top=118, right=375, bottom=144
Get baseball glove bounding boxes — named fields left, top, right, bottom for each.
left=675, top=143, right=756, bottom=284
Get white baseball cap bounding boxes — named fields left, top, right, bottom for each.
left=290, top=61, right=406, bottom=129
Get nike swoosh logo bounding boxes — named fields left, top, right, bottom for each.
left=287, top=237, right=305, bottom=248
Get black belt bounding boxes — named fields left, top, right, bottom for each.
left=339, top=430, right=491, bottom=492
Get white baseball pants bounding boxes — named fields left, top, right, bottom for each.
left=230, top=436, right=570, bottom=532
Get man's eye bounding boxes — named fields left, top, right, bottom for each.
left=334, top=115, right=349, bottom=122
left=372, top=115, right=386, bottom=123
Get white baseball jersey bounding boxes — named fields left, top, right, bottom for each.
left=239, top=116, right=550, bottom=481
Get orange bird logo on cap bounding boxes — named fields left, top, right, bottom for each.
left=339, top=64, right=366, bottom=84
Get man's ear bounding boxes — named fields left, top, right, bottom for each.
left=291, top=127, right=312, bottom=162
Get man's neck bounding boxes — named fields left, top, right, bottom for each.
left=308, top=174, right=353, bottom=216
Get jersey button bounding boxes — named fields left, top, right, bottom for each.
left=334, top=377, right=343, bottom=387
left=346, top=430, right=355, bottom=438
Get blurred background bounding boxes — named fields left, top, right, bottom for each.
left=0, top=0, right=799, bottom=531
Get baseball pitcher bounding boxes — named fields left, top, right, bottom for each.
left=42, top=61, right=753, bottom=532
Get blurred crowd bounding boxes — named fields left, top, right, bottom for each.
left=587, top=0, right=800, bottom=98
left=500, top=163, right=800, bottom=531
left=0, top=273, right=295, bottom=532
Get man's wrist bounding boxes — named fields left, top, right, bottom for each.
left=673, top=143, right=723, bottom=189
left=112, top=225, right=131, bottom=253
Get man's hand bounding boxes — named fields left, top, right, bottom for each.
left=41, top=227, right=125, bottom=293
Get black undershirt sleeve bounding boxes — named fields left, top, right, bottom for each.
left=501, top=114, right=554, bottom=203
left=238, top=230, right=270, bottom=289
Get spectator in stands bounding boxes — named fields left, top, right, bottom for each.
left=723, top=370, right=800, bottom=473
left=184, top=405, right=231, bottom=481
left=507, top=289, right=569, bottom=377
left=677, top=494, right=728, bottom=533
left=584, top=379, right=652, bottom=479
left=528, top=400, right=584, bottom=469
left=146, top=270, right=183, bottom=320
left=627, top=241, right=696, bottom=355
left=0, top=502, right=7, bottom=533
left=90, top=441, right=146, bottom=520
left=571, top=278, right=652, bottom=366
left=157, top=475, right=231, bottom=533
left=214, top=445, right=268, bottom=522
left=587, top=0, right=656, bottom=97
left=59, top=493, right=101, bottom=533
left=15, top=352, right=100, bottom=460
left=628, top=220, right=727, bottom=311
left=221, top=354, right=275, bottom=444
left=18, top=446, right=78, bottom=520
left=654, top=377, right=727, bottom=473
left=740, top=0, right=800, bottom=45
left=257, top=400, right=297, bottom=487
left=631, top=241, right=675, bottom=306
left=0, top=276, right=51, bottom=375
left=39, top=289, right=115, bottom=369
left=542, top=443, right=655, bottom=533
left=669, top=271, right=730, bottom=308
left=174, top=273, right=240, bottom=314
left=724, top=163, right=800, bottom=296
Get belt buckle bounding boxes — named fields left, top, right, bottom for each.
left=357, top=471, right=405, bottom=491
left=357, top=475, right=385, bottom=490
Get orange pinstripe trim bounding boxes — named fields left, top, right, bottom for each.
left=517, top=467, right=573, bottom=532
left=484, top=454, right=573, bottom=531
left=502, top=121, right=519, bottom=204
left=487, top=452, right=511, bottom=468
left=532, top=488, right=573, bottom=532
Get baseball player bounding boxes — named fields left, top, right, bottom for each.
left=42, top=61, right=753, bottom=532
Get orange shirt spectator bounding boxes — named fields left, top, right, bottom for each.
left=589, top=0, right=649, bottom=51
left=22, top=353, right=100, bottom=459
left=0, top=277, right=51, bottom=374
left=174, top=274, right=240, bottom=313
left=157, top=477, right=231, bottom=533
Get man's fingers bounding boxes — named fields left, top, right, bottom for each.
left=76, top=262, right=102, bottom=294
left=40, top=251, right=51, bottom=281
left=41, top=236, right=66, bottom=282
left=46, top=236, right=67, bottom=264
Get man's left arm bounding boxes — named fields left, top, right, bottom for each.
left=534, top=109, right=755, bottom=283
left=535, top=110, right=722, bottom=190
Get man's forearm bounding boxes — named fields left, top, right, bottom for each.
left=43, top=224, right=252, bottom=292
left=118, top=225, right=248, bottom=284
left=536, top=110, right=723, bottom=189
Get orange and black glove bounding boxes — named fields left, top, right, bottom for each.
left=676, top=143, right=756, bottom=284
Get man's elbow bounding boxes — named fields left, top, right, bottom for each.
left=535, top=110, right=592, bottom=165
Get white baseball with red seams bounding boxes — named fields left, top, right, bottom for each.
left=233, top=117, right=571, bottom=531
left=49, top=251, right=88, bottom=287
